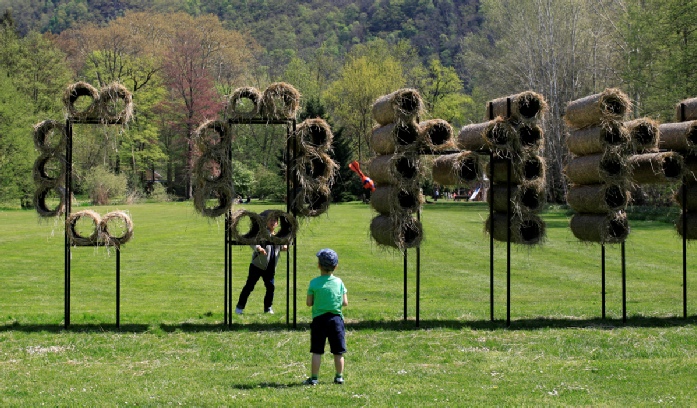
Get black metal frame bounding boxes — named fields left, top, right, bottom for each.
left=223, top=118, right=298, bottom=327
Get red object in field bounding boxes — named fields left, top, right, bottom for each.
left=348, top=160, right=376, bottom=192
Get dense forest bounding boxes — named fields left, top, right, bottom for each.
left=1, top=0, right=696, bottom=207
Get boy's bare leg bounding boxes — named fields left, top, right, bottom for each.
left=333, top=354, right=344, bottom=376
left=311, top=353, right=322, bottom=377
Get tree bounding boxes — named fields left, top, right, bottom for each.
left=419, top=58, right=475, bottom=126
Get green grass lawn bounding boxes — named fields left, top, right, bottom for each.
left=1, top=200, right=696, bottom=406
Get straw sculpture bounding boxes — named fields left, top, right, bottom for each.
left=457, top=121, right=492, bottom=152
left=676, top=97, right=697, bottom=121
left=194, top=149, right=232, bottom=184
left=260, top=210, right=297, bottom=245
left=629, top=152, right=684, bottom=184
left=488, top=91, right=548, bottom=122
left=432, top=151, right=482, bottom=186
left=370, top=215, right=423, bottom=249
left=683, top=154, right=697, bottom=182
left=33, top=152, right=65, bottom=185
left=569, top=212, right=629, bottom=244
left=658, top=121, right=697, bottom=153
left=63, top=82, right=99, bottom=121
left=564, top=151, right=628, bottom=185
left=370, top=121, right=420, bottom=155
left=100, top=211, right=134, bottom=247
left=489, top=154, right=546, bottom=185
left=516, top=122, right=544, bottom=151
left=229, top=209, right=264, bottom=244
left=99, top=82, right=133, bottom=124
left=676, top=213, right=697, bottom=240
left=33, top=120, right=66, bottom=153
left=625, top=118, right=659, bottom=153
left=293, top=118, right=334, bottom=154
left=489, top=182, right=546, bottom=214
left=193, top=120, right=231, bottom=153
left=370, top=185, right=423, bottom=215
left=294, top=150, right=338, bottom=190
left=674, top=185, right=697, bottom=212
left=293, top=185, right=331, bottom=217
left=366, top=153, right=421, bottom=187
left=262, top=82, right=300, bottom=120
left=33, top=185, right=66, bottom=218
left=372, top=88, right=424, bottom=126
left=419, top=119, right=455, bottom=152
left=566, top=122, right=629, bottom=156
left=564, top=88, right=630, bottom=129
left=193, top=181, right=233, bottom=218
left=227, top=87, right=262, bottom=120
left=485, top=212, right=545, bottom=245
left=566, top=184, right=629, bottom=213
left=66, top=210, right=101, bottom=246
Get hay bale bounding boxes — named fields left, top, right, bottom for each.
left=366, top=153, right=421, bottom=186
left=100, top=210, right=134, bottom=247
left=432, top=151, right=482, bottom=186
left=625, top=118, right=659, bottom=153
left=293, top=184, right=331, bottom=217
left=294, top=150, right=338, bottom=191
left=569, top=212, right=629, bottom=244
left=63, top=82, right=99, bottom=121
left=484, top=212, right=546, bottom=245
left=629, top=151, right=684, bottom=184
left=658, top=121, right=697, bottom=153
left=193, top=181, right=234, bottom=218
left=676, top=212, right=697, bottom=239
left=229, top=209, right=264, bottom=244
left=33, top=120, right=66, bottom=153
left=262, top=82, right=300, bottom=120
left=674, top=184, right=697, bottom=211
left=676, top=97, right=697, bottom=121
left=260, top=209, right=297, bottom=244
left=488, top=181, right=546, bottom=213
left=419, top=119, right=455, bottom=152
left=193, top=120, right=231, bottom=153
left=293, top=118, right=334, bottom=154
left=194, top=149, right=232, bottom=184
left=457, top=117, right=518, bottom=155
left=564, top=151, right=628, bottom=185
left=99, top=82, right=133, bottom=124
left=370, top=214, right=423, bottom=249
left=372, top=88, right=424, bottom=126
left=516, top=122, right=544, bottom=151
left=370, top=121, right=420, bottom=154
left=564, top=88, right=630, bottom=129
left=566, top=122, right=629, bottom=156
left=370, top=185, right=423, bottom=215
left=33, top=152, right=65, bottom=185
left=566, top=184, right=629, bottom=213
left=66, top=210, right=101, bottom=246
left=33, top=185, right=66, bottom=218
left=457, top=121, right=492, bottom=152
left=487, top=91, right=548, bottom=122
left=489, top=154, right=546, bottom=185
left=226, top=87, right=262, bottom=120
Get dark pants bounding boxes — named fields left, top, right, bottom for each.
left=236, top=263, right=275, bottom=311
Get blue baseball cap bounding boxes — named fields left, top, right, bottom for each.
left=316, top=248, right=338, bottom=268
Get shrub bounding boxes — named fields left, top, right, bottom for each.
left=82, top=166, right=127, bottom=205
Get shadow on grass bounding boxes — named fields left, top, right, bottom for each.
left=229, top=381, right=309, bottom=390
left=2, top=316, right=695, bottom=333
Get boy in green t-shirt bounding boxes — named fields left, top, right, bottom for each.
left=303, top=248, right=348, bottom=385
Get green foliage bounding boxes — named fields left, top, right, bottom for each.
left=148, top=182, right=171, bottom=202
left=231, top=158, right=254, bottom=197
left=82, top=165, right=128, bottom=205
left=253, top=164, right=285, bottom=201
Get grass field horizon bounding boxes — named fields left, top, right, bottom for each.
left=1, top=200, right=696, bottom=405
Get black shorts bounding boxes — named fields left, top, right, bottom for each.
left=310, top=313, right=346, bottom=355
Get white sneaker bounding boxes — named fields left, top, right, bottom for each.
left=235, top=307, right=243, bottom=315
left=265, top=308, right=274, bottom=314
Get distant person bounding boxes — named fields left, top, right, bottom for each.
left=303, top=248, right=348, bottom=386
left=235, top=210, right=287, bottom=315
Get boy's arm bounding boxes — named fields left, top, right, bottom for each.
left=306, top=294, right=314, bottom=307
left=342, top=293, right=348, bottom=307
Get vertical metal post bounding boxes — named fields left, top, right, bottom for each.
left=416, top=211, right=421, bottom=327
left=622, top=242, right=627, bottom=323
left=116, top=248, right=120, bottom=328
left=489, top=152, right=495, bottom=322
left=224, top=213, right=229, bottom=325
left=65, top=119, right=73, bottom=328
left=601, top=244, right=606, bottom=319
left=681, top=104, right=688, bottom=319
left=291, top=119, right=297, bottom=328
left=506, top=157, right=511, bottom=327
left=404, top=250, right=408, bottom=321
left=286, top=122, right=291, bottom=327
